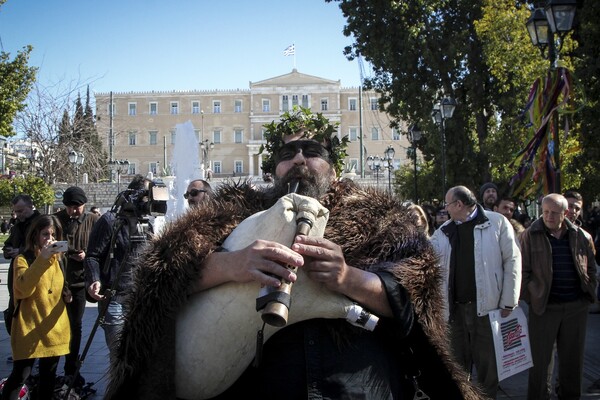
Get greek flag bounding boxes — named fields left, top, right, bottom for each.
left=283, top=44, right=295, bottom=56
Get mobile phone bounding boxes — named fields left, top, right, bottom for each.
left=52, top=241, right=69, bottom=252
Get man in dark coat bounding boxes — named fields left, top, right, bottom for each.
left=54, top=186, right=100, bottom=386
left=105, top=108, right=484, bottom=400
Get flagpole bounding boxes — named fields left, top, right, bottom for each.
left=293, top=43, right=296, bottom=69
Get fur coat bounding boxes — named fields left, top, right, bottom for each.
left=104, top=180, right=485, bottom=399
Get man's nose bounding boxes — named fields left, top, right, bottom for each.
left=291, top=150, right=307, bottom=164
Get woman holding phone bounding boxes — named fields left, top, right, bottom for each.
left=1, top=215, right=71, bottom=400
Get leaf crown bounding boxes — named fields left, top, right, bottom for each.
left=259, top=107, right=349, bottom=175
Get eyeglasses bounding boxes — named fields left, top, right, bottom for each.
left=184, top=189, right=207, bottom=199
left=277, top=140, right=330, bottom=162
left=444, top=200, right=458, bottom=208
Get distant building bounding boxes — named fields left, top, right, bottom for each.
left=94, top=69, right=412, bottom=179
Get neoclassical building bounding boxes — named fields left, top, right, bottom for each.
left=94, top=69, right=411, bottom=180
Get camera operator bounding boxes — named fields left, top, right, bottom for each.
left=84, top=175, right=159, bottom=362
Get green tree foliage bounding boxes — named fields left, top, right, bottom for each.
left=0, top=45, right=37, bottom=137
left=0, top=175, right=54, bottom=210
left=572, top=0, right=600, bottom=201
left=329, top=0, right=589, bottom=201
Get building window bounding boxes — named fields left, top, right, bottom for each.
left=128, top=163, right=136, bottom=175
left=213, top=161, right=222, bottom=174
left=371, top=127, right=379, bottom=140
left=170, top=102, right=179, bottom=115
left=320, top=98, right=328, bottom=111
left=213, top=130, right=222, bottom=144
left=170, top=130, right=176, bottom=144
left=370, top=98, right=378, bottom=111
left=234, top=100, right=242, bottom=113
left=302, top=95, right=309, bottom=108
left=149, top=130, right=158, bottom=145
left=262, top=99, right=270, bottom=112
left=234, top=160, right=243, bottom=174
left=128, top=103, right=137, bottom=116
left=282, top=95, right=289, bottom=112
left=349, top=98, right=357, bottom=111
left=150, top=162, right=159, bottom=175
left=192, top=101, right=200, bottom=114
left=128, top=131, right=137, bottom=146
left=392, top=128, right=401, bottom=140
left=261, top=128, right=267, bottom=140
left=234, top=129, right=243, bottom=143
left=349, top=127, right=358, bottom=142
left=194, top=129, right=201, bottom=142
left=108, top=103, right=116, bottom=116
left=292, top=95, right=299, bottom=107
left=149, top=102, right=158, bottom=115
left=213, top=101, right=221, bottom=113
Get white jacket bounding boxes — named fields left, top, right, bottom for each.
left=430, top=207, right=522, bottom=320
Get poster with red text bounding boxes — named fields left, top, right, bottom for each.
left=489, top=306, right=533, bottom=381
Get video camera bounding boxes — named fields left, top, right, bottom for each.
left=112, top=179, right=169, bottom=218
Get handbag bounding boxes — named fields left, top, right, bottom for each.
left=3, top=299, right=21, bottom=335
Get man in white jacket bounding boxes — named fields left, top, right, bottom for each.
left=431, top=185, right=521, bottom=399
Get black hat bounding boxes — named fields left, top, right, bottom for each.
left=479, top=182, right=498, bottom=200
left=63, top=186, right=87, bottom=206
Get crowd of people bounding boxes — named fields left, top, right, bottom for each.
left=0, top=108, right=599, bottom=400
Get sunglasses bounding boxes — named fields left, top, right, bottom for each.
left=184, top=189, right=207, bottom=199
left=277, top=140, right=330, bottom=162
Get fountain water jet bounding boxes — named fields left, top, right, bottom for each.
left=164, top=120, right=201, bottom=221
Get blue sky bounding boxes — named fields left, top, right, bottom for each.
left=0, top=0, right=367, bottom=94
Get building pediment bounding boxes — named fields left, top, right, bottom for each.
left=250, top=69, right=340, bottom=88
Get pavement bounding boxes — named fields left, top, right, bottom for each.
left=0, top=254, right=599, bottom=399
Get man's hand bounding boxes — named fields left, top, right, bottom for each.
left=4, top=247, right=19, bottom=258
left=500, top=309, right=512, bottom=318
left=87, top=281, right=105, bottom=301
left=191, top=240, right=304, bottom=294
left=291, top=235, right=348, bottom=292
left=69, top=250, right=85, bottom=262
left=292, top=235, right=393, bottom=318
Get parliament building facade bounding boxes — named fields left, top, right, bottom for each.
left=94, top=69, right=411, bottom=180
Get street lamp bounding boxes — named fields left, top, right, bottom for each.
left=408, top=123, right=422, bottom=203
left=109, top=159, right=130, bottom=191
left=431, top=96, right=456, bottom=199
left=383, top=145, right=395, bottom=193
left=366, top=155, right=382, bottom=188
left=68, top=150, right=84, bottom=185
left=525, top=0, right=576, bottom=193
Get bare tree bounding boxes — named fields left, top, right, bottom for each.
left=14, top=78, right=106, bottom=185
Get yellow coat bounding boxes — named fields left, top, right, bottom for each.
left=11, top=253, right=71, bottom=361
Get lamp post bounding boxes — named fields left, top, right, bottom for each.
left=431, top=96, right=456, bottom=199
left=109, top=159, right=130, bottom=192
left=408, top=123, right=422, bottom=203
left=68, top=150, right=84, bottom=186
left=525, top=0, right=576, bottom=193
left=383, top=145, right=395, bottom=193
left=0, top=137, right=6, bottom=175
left=366, top=155, right=382, bottom=188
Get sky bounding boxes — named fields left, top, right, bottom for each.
left=0, top=0, right=368, bottom=94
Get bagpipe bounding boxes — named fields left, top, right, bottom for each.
left=174, top=192, right=379, bottom=400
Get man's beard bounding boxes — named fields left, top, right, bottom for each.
left=272, top=165, right=332, bottom=199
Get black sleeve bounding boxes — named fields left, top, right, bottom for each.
left=84, top=214, right=113, bottom=286
left=375, top=270, right=414, bottom=338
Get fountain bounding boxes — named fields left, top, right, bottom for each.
left=163, top=120, right=201, bottom=221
